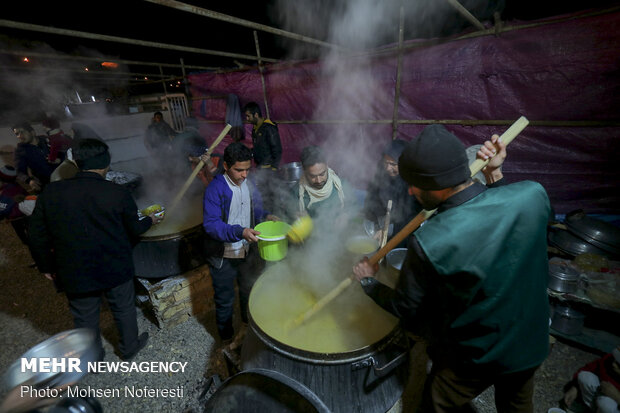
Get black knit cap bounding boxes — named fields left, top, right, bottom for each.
left=74, top=138, right=111, bottom=171
left=398, top=124, right=470, bottom=190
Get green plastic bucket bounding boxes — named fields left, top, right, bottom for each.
left=254, top=221, right=291, bottom=261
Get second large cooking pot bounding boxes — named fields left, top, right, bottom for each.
left=133, top=193, right=206, bottom=278
left=241, top=259, right=408, bottom=413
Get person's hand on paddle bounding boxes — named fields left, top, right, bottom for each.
left=148, top=211, right=164, bottom=225
left=353, top=256, right=379, bottom=282
left=242, top=227, right=260, bottom=243
left=477, top=134, right=506, bottom=184
left=265, top=214, right=280, bottom=221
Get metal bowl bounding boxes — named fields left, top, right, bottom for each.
left=4, top=329, right=98, bottom=390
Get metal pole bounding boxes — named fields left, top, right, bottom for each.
left=180, top=57, right=191, bottom=99
left=0, top=49, right=218, bottom=71
left=0, top=19, right=279, bottom=63
left=392, top=5, right=405, bottom=140
left=159, top=65, right=168, bottom=95
left=253, top=31, right=270, bottom=120
left=144, top=0, right=344, bottom=51
left=445, top=0, right=486, bottom=31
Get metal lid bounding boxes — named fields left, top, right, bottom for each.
left=548, top=229, right=612, bottom=258
left=548, top=263, right=580, bottom=281
left=565, top=210, right=620, bottom=250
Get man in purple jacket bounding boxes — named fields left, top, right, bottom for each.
left=203, top=142, right=278, bottom=341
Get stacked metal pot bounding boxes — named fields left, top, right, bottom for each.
left=548, top=260, right=581, bottom=294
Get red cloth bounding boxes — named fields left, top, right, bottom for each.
left=575, top=353, right=620, bottom=391
left=47, top=131, right=73, bottom=162
left=0, top=182, right=27, bottom=220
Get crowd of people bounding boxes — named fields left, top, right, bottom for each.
left=5, top=104, right=613, bottom=413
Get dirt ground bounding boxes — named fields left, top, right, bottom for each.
left=0, top=220, right=609, bottom=413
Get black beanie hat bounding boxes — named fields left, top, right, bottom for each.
left=398, top=124, right=470, bottom=190
left=74, top=138, right=111, bottom=170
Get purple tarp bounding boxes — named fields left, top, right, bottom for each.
left=189, top=9, right=620, bottom=214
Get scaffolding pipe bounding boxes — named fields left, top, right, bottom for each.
left=254, top=31, right=270, bottom=120
left=159, top=66, right=168, bottom=95
left=0, top=49, right=219, bottom=71
left=197, top=118, right=620, bottom=127
left=144, top=0, right=344, bottom=51
left=180, top=58, right=190, bottom=97
left=0, top=19, right=279, bottom=63
left=391, top=4, right=405, bottom=140
left=445, top=0, right=486, bottom=31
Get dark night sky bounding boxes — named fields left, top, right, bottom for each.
left=4, top=0, right=617, bottom=68
left=1, top=0, right=618, bottom=123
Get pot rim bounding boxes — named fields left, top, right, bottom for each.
left=248, top=312, right=403, bottom=365
left=139, top=223, right=203, bottom=241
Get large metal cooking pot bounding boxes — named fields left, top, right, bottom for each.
left=204, top=368, right=331, bottom=413
left=133, top=193, right=206, bottom=278
left=5, top=329, right=97, bottom=390
left=241, top=260, right=408, bottom=413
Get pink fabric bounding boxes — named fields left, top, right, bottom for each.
left=189, top=9, right=620, bottom=214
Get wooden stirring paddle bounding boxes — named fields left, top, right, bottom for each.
left=166, top=123, right=231, bottom=217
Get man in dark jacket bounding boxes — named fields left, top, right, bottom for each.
left=354, top=125, right=551, bottom=412
left=29, top=139, right=162, bottom=360
left=363, top=139, right=422, bottom=247
left=243, top=102, right=282, bottom=213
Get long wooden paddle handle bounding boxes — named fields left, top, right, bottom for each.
left=167, top=124, right=231, bottom=216
left=378, top=200, right=393, bottom=264
left=288, top=116, right=530, bottom=329
left=288, top=208, right=435, bottom=328
left=469, top=116, right=528, bottom=176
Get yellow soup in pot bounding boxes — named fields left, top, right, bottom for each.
left=249, top=261, right=398, bottom=354
left=140, top=194, right=203, bottom=238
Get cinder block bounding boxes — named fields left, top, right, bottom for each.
left=136, top=265, right=214, bottom=328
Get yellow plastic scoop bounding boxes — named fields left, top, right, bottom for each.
left=287, top=215, right=313, bottom=243
left=141, top=204, right=163, bottom=216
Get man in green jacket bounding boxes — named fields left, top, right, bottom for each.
left=354, top=124, right=551, bottom=412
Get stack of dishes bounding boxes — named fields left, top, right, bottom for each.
left=564, top=210, right=620, bottom=258
left=548, top=210, right=620, bottom=259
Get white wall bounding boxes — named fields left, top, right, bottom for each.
left=0, top=111, right=173, bottom=174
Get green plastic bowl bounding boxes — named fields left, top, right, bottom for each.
left=254, top=221, right=291, bottom=261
